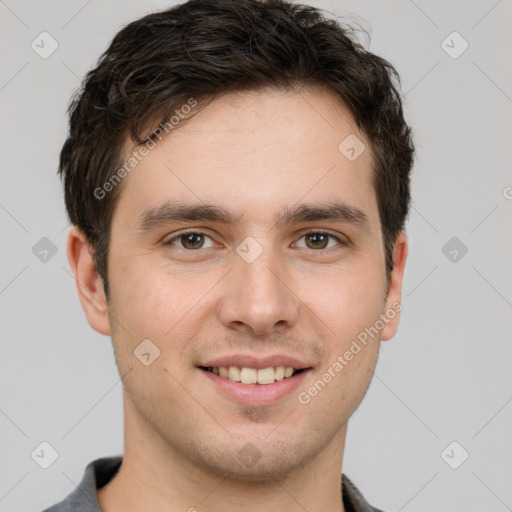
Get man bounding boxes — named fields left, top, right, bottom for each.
left=44, top=0, right=413, bottom=510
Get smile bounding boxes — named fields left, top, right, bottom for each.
left=199, top=365, right=303, bottom=385
left=198, top=365, right=311, bottom=406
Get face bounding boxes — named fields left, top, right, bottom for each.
left=80, top=87, right=406, bottom=482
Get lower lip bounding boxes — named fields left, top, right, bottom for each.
left=199, top=368, right=311, bottom=406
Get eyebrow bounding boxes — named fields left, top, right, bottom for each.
left=135, top=200, right=369, bottom=233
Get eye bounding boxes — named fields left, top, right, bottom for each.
left=165, top=231, right=216, bottom=250
left=294, top=231, right=343, bottom=250
left=164, top=230, right=344, bottom=251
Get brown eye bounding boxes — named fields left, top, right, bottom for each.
left=180, top=233, right=204, bottom=249
left=295, top=231, right=342, bottom=250
left=304, top=233, right=329, bottom=249
left=166, top=232, right=215, bottom=250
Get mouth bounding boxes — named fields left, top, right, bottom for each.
left=197, top=361, right=312, bottom=406
left=198, top=365, right=305, bottom=385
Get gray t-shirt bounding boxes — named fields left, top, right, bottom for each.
left=41, top=456, right=385, bottom=512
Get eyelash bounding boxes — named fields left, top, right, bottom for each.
left=164, top=229, right=345, bottom=251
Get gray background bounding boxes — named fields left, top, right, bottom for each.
left=1, top=0, right=511, bottom=511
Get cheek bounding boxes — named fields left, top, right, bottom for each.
left=301, top=264, right=385, bottom=339
left=108, top=275, right=194, bottom=392
left=110, top=259, right=219, bottom=352
left=129, top=282, right=189, bottom=338
left=313, top=268, right=384, bottom=408
left=107, top=265, right=175, bottom=351
left=333, top=344, right=378, bottom=414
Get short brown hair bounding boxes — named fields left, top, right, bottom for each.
left=59, top=0, right=414, bottom=299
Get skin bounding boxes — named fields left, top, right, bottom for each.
left=68, top=86, right=408, bottom=512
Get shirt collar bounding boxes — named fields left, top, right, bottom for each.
left=43, top=456, right=383, bottom=512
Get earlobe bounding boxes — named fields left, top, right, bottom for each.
left=66, top=226, right=111, bottom=336
left=381, top=231, right=408, bottom=341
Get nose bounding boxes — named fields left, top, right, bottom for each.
left=217, top=248, right=300, bottom=336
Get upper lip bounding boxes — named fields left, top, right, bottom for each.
left=199, top=354, right=312, bottom=370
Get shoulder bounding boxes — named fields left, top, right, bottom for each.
left=39, top=456, right=122, bottom=512
left=342, top=473, right=386, bottom=512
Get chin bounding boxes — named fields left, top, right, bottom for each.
left=200, top=454, right=305, bottom=483
left=188, top=436, right=317, bottom=483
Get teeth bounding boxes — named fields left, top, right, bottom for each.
left=210, top=365, right=298, bottom=385
left=228, top=366, right=241, bottom=382
left=257, top=367, right=275, bottom=385
left=274, top=366, right=285, bottom=380
left=240, top=367, right=257, bottom=384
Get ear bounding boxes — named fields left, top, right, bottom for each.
left=381, top=230, right=408, bottom=341
left=66, top=225, right=111, bottom=336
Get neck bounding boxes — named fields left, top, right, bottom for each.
left=97, top=395, right=347, bottom=512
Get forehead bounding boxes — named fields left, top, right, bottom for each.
left=113, top=86, right=378, bottom=230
